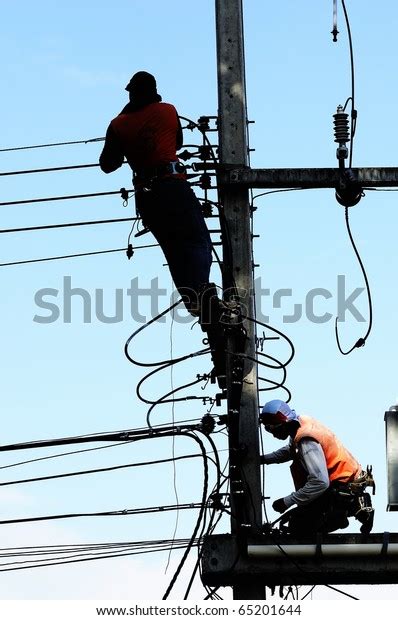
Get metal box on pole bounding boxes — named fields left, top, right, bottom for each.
left=385, top=405, right=398, bottom=511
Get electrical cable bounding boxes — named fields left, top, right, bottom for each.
left=0, top=441, right=132, bottom=471
left=182, top=432, right=223, bottom=599
left=0, top=217, right=136, bottom=235
left=184, top=429, right=228, bottom=600
left=0, top=136, right=104, bottom=153
left=125, top=299, right=205, bottom=367
left=252, top=188, right=307, bottom=203
left=162, top=432, right=209, bottom=599
left=0, top=419, right=219, bottom=460
left=301, top=585, right=316, bottom=600
left=0, top=162, right=122, bottom=177
left=245, top=315, right=295, bottom=367
left=0, top=538, right=198, bottom=573
left=334, top=206, right=373, bottom=354
left=258, top=376, right=292, bottom=402
left=1, top=428, right=221, bottom=596
left=146, top=375, right=208, bottom=429
left=341, top=0, right=356, bottom=168
left=0, top=248, right=126, bottom=267
left=1, top=241, right=158, bottom=269
left=0, top=502, right=203, bottom=526
left=0, top=453, right=204, bottom=487
left=0, top=188, right=133, bottom=208
left=135, top=357, right=208, bottom=406
left=0, top=424, right=203, bottom=453
left=325, top=584, right=359, bottom=600
left=165, top=306, right=180, bottom=574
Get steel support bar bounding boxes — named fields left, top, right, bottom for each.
left=219, top=166, right=398, bottom=188
left=202, top=533, right=398, bottom=586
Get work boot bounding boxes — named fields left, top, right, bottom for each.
left=354, top=492, right=374, bottom=535
left=359, top=509, right=374, bottom=535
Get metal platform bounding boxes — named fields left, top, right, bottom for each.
left=201, top=532, right=398, bottom=586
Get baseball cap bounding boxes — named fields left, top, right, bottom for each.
left=125, top=71, right=157, bottom=93
left=260, top=400, right=298, bottom=424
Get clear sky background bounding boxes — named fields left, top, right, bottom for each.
left=1, top=0, right=398, bottom=601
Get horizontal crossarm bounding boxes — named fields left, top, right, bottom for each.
left=218, top=167, right=398, bottom=189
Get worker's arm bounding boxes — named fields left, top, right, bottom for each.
left=261, top=444, right=292, bottom=465
left=176, top=116, right=183, bottom=150
left=283, top=438, right=329, bottom=508
left=99, top=124, right=124, bottom=174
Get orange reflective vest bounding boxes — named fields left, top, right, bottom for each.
left=290, top=415, right=362, bottom=489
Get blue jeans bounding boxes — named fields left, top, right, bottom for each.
left=135, top=178, right=213, bottom=311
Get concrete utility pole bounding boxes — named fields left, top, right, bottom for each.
left=215, top=0, right=264, bottom=600
left=206, top=0, right=398, bottom=598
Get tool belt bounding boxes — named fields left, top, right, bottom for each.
left=332, top=465, right=375, bottom=496
left=134, top=161, right=186, bottom=187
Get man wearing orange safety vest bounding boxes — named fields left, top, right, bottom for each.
left=99, top=71, right=213, bottom=317
left=260, top=400, right=374, bottom=536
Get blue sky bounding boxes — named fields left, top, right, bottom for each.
left=1, top=0, right=398, bottom=601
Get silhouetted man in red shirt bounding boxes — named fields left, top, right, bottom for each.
left=100, top=71, right=213, bottom=317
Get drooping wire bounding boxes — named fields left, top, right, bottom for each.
left=162, top=432, right=209, bottom=600
left=252, top=188, right=307, bottom=203
left=124, top=299, right=200, bottom=367
left=146, top=374, right=208, bottom=429
left=165, top=306, right=180, bottom=573
left=334, top=206, right=373, bottom=354
left=135, top=360, right=208, bottom=406
left=182, top=432, right=224, bottom=599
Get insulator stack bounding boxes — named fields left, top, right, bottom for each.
left=333, top=106, right=350, bottom=144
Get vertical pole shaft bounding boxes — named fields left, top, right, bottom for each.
left=215, top=0, right=264, bottom=600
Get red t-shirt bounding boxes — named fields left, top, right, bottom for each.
left=110, top=102, right=180, bottom=169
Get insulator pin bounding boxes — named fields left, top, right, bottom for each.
left=333, top=106, right=350, bottom=144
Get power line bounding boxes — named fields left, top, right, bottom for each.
left=0, top=243, right=158, bottom=268
left=0, top=220, right=220, bottom=235
left=0, top=136, right=105, bottom=153
left=0, top=418, right=221, bottom=471
left=0, top=538, right=198, bottom=573
left=0, top=188, right=133, bottom=208
left=0, top=247, right=125, bottom=267
left=0, top=162, right=101, bottom=177
left=0, top=453, right=203, bottom=487
left=0, top=502, right=204, bottom=526
left=325, top=584, right=359, bottom=601
left=0, top=217, right=135, bottom=234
